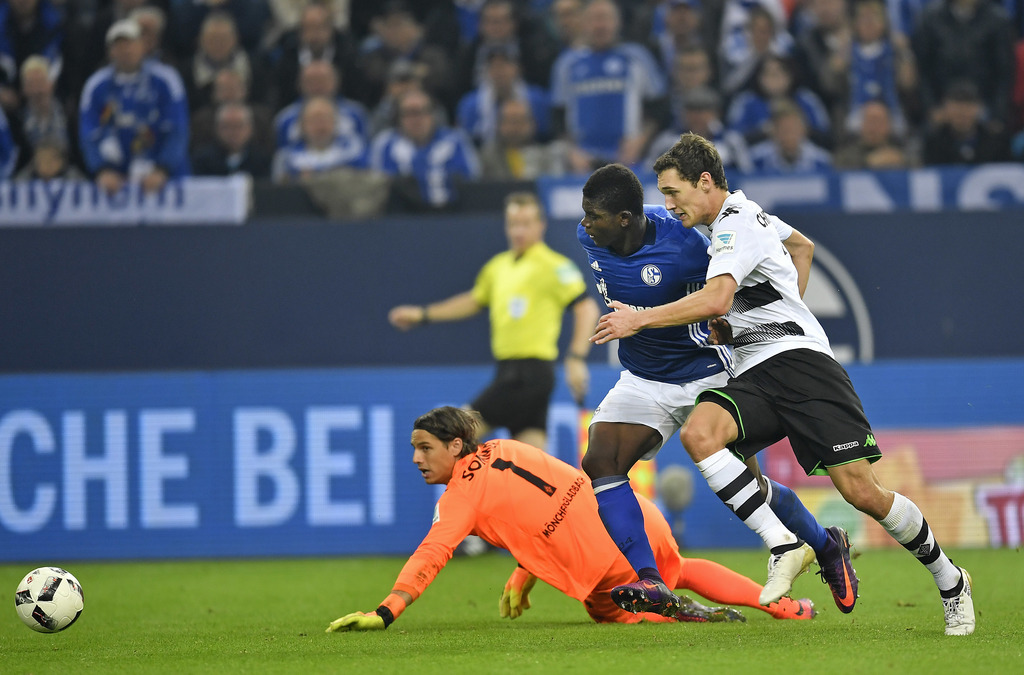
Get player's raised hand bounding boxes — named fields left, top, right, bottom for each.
left=591, top=301, right=642, bottom=344
left=326, top=611, right=385, bottom=632
left=499, top=567, right=538, bottom=619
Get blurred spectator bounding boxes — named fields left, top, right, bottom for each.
left=11, top=55, right=69, bottom=170
left=545, top=0, right=586, bottom=54
left=370, top=88, right=481, bottom=211
left=13, top=134, right=83, bottom=180
left=0, top=0, right=65, bottom=113
left=718, top=0, right=792, bottom=97
left=646, top=85, right=753, bottom=172
left=843, top=0, right=916, bottom=138
left=78, top=19, right=190, bottom=194
left=725, top=53, right=831, bottom=147
left=479, top=97, right=565, bottom=179
left=68, top=0, right=147, bottom=101
left=192, top=102, right=271, bottom=177
left=549, top=0, right=667, bottom=173
left=167, top=0, right=270, bottom=61
left=265, top=0, right=359, bottom=110
left=273, top=95, right=367, bottom=182
left=748, top=98, right=833, bottom=172
left=833, top=99, right=913, bottom=169
left=131, top=5, right=179, bottom=71
left=190, top=68, right=274, bottom=156
left=456, top=0, right=559, bottom=92
left=354, top=1, right=455, bottom=114
left=648, top=0, right=712, bottom=76
left=272, top=60, right=368, bottom=156
left=912, top=0, right=1015, bottom=128
left=886, top=0, right=930, bottom=40
left=456, top=43, right=552, bottom=146
left=368, top=58, right=436, bottom=137
left=667, top=44, right=716, bottom=116
left=183, top=11, right=252, bottom=111
left=0, top=105, right=16, bottom=177
left=720, top=2, right=793, bottom=97
left=922, top=80, right=1011, bottom=165
left=792, top=0, right=851, bottom=117
left=264, top=0, right=350, bottom=48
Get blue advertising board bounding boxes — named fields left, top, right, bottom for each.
left=3, top=360, right=1021, bottom=561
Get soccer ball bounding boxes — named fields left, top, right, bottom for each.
left=15, top=567, right=84, bottom=633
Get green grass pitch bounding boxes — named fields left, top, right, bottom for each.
left=1, top=547, right=1021, bottom=674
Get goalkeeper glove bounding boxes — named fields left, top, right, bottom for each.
left=499, top=566, right=538, bottom=619
left=326, top=611, right=386, bottom=632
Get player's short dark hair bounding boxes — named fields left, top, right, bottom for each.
left=581, top=163, right=644, bottom=216
left=413, top=407, right=481, bottom=457
left=652, top=132, right=728, bottom=191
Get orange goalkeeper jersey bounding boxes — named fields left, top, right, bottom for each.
left=393, top=438, right=680, bottom=603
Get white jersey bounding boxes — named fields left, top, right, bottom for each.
left=705, top=190, right=833, bottom=374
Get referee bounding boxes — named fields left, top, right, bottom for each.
left=389, top=191, right=600, bottom=452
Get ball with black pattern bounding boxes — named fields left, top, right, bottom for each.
left=15, top=567, right=84, bottom=633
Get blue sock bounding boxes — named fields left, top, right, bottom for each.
left=768, top=478, right=829, bottom=554
left=593, top=476, right=661, bottom=581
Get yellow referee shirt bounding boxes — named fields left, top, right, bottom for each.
left=471, top=242, right=587, bottom=361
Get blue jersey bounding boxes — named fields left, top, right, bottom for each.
left=78, top=61, right=190, bottom=177
left=725, top=88, right=831, bottom=142
left=273, top=96, right=370, bottom=150
left=550, top=43, right=665, bottom=160
left=456, top=81, right=552, bottom=144
left=370, top=126, right=481, bottom=207
left=578, top=205, right=732, bottom=384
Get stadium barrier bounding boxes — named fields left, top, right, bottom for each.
left=1, top=359, right=1021, bottom=561
left=0, top=208, right=1021, bottom=374
left=0, top=176, right=251, bottom=226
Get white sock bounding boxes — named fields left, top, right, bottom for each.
left=879, top=492, right=962, bottom=594
left=696, top=449, right=798, bottom=551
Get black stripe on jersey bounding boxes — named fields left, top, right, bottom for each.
left=732, top=281, right=783, bottom=313
left=732, top=321, right=805, bottom=347
left=491, top=458, right=557, bottom=496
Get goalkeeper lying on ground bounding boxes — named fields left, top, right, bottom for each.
left=327, top=406, right=814, bottom=632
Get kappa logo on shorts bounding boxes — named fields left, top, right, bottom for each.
left=713, top=231, right=736, bottom=255
left=832, top=440, right=860, bottom=452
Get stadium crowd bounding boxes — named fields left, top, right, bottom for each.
left=0, top=0, right=1021, bottom=211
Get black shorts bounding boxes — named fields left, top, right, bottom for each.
left=696, top=349, right=882, bottom=476
left=471, top=359, right=556, bottom=436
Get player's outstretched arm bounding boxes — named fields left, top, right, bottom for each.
left=388, top=292, right=482, bottom=331
left=327, top=591, right=412, bottom=633
left=499, top=566, right=538, bottom=619
left=591, top=275, right=738, bottom=344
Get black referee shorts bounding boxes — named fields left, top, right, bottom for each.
left=696, top=348, right=882, bottom=476
left=471, top=359, right=556, bottom=436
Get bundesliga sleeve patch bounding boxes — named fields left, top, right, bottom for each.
left=713, top=231, right=736, bottom=255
